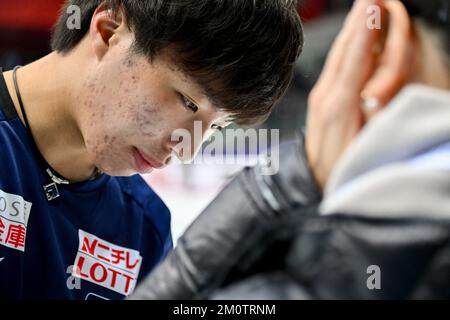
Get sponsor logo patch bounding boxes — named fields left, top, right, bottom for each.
left=73, top=230, right=143, bottom=296
left=0, top=189, right=32, bottom=252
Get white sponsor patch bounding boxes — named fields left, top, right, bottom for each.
left=72, top=230, right=143, bottom=296
left=0, top=189, right=32, bottom=252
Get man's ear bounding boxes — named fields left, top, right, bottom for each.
left=89, top=3, right=125, bottom=61
left=362, top=0, right=413, bottom=120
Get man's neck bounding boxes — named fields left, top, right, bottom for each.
left=3, top=52, right=98, bottom=182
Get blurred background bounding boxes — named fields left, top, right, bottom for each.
left=0, top=0, right=352, bottom=243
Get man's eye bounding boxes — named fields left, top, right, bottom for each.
left=181, top=95, right=199, bottom=113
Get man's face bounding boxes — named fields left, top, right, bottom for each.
left=78, top=50, right=231, bottom=176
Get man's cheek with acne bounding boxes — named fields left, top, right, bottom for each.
left=135, top=99, right=163, bottom=139
left=77, top=77, right=141, bottom=175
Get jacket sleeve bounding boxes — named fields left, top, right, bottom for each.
left=212, top=214, right=450, bottom=300
left=129, top=135, right=322, bottom=300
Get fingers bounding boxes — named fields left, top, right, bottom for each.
left=340, top=0, right=386, bottom=90
left=361, top=0, right=412, bottom=120
left=320, top=0, right=366, bottom=77
left=317, top=0, right=384, bottom=92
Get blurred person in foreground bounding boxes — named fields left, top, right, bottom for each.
left=131, top=0, right=450, bottom=300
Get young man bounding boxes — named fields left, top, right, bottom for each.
left=0, top=0, right=303, bottom=299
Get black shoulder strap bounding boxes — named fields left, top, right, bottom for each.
left=0, top=67, right=20, bottom=120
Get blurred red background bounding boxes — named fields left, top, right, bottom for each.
left=0, top=0, right=325, bottom=30
left=0, top=0, right=64, bottom=30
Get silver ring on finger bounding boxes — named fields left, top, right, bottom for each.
left=361, top=92, right=380, bottom=114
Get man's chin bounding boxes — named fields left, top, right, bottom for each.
left=99, top=166, right=137, bottom=177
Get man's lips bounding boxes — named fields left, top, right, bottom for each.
left=133, top=147, right=164, bottom=172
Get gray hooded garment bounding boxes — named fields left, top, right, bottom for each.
left=321, top=84, right=450, bottom=220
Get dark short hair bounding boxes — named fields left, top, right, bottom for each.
left=401, top=0, right=450, bottom=56
left=51, top=0, right=304, bottom=126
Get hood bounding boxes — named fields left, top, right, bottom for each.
left=320, top=84, right=450, bottom=220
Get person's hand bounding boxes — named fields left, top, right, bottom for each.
left=305, top=0, right=389, bottom=190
